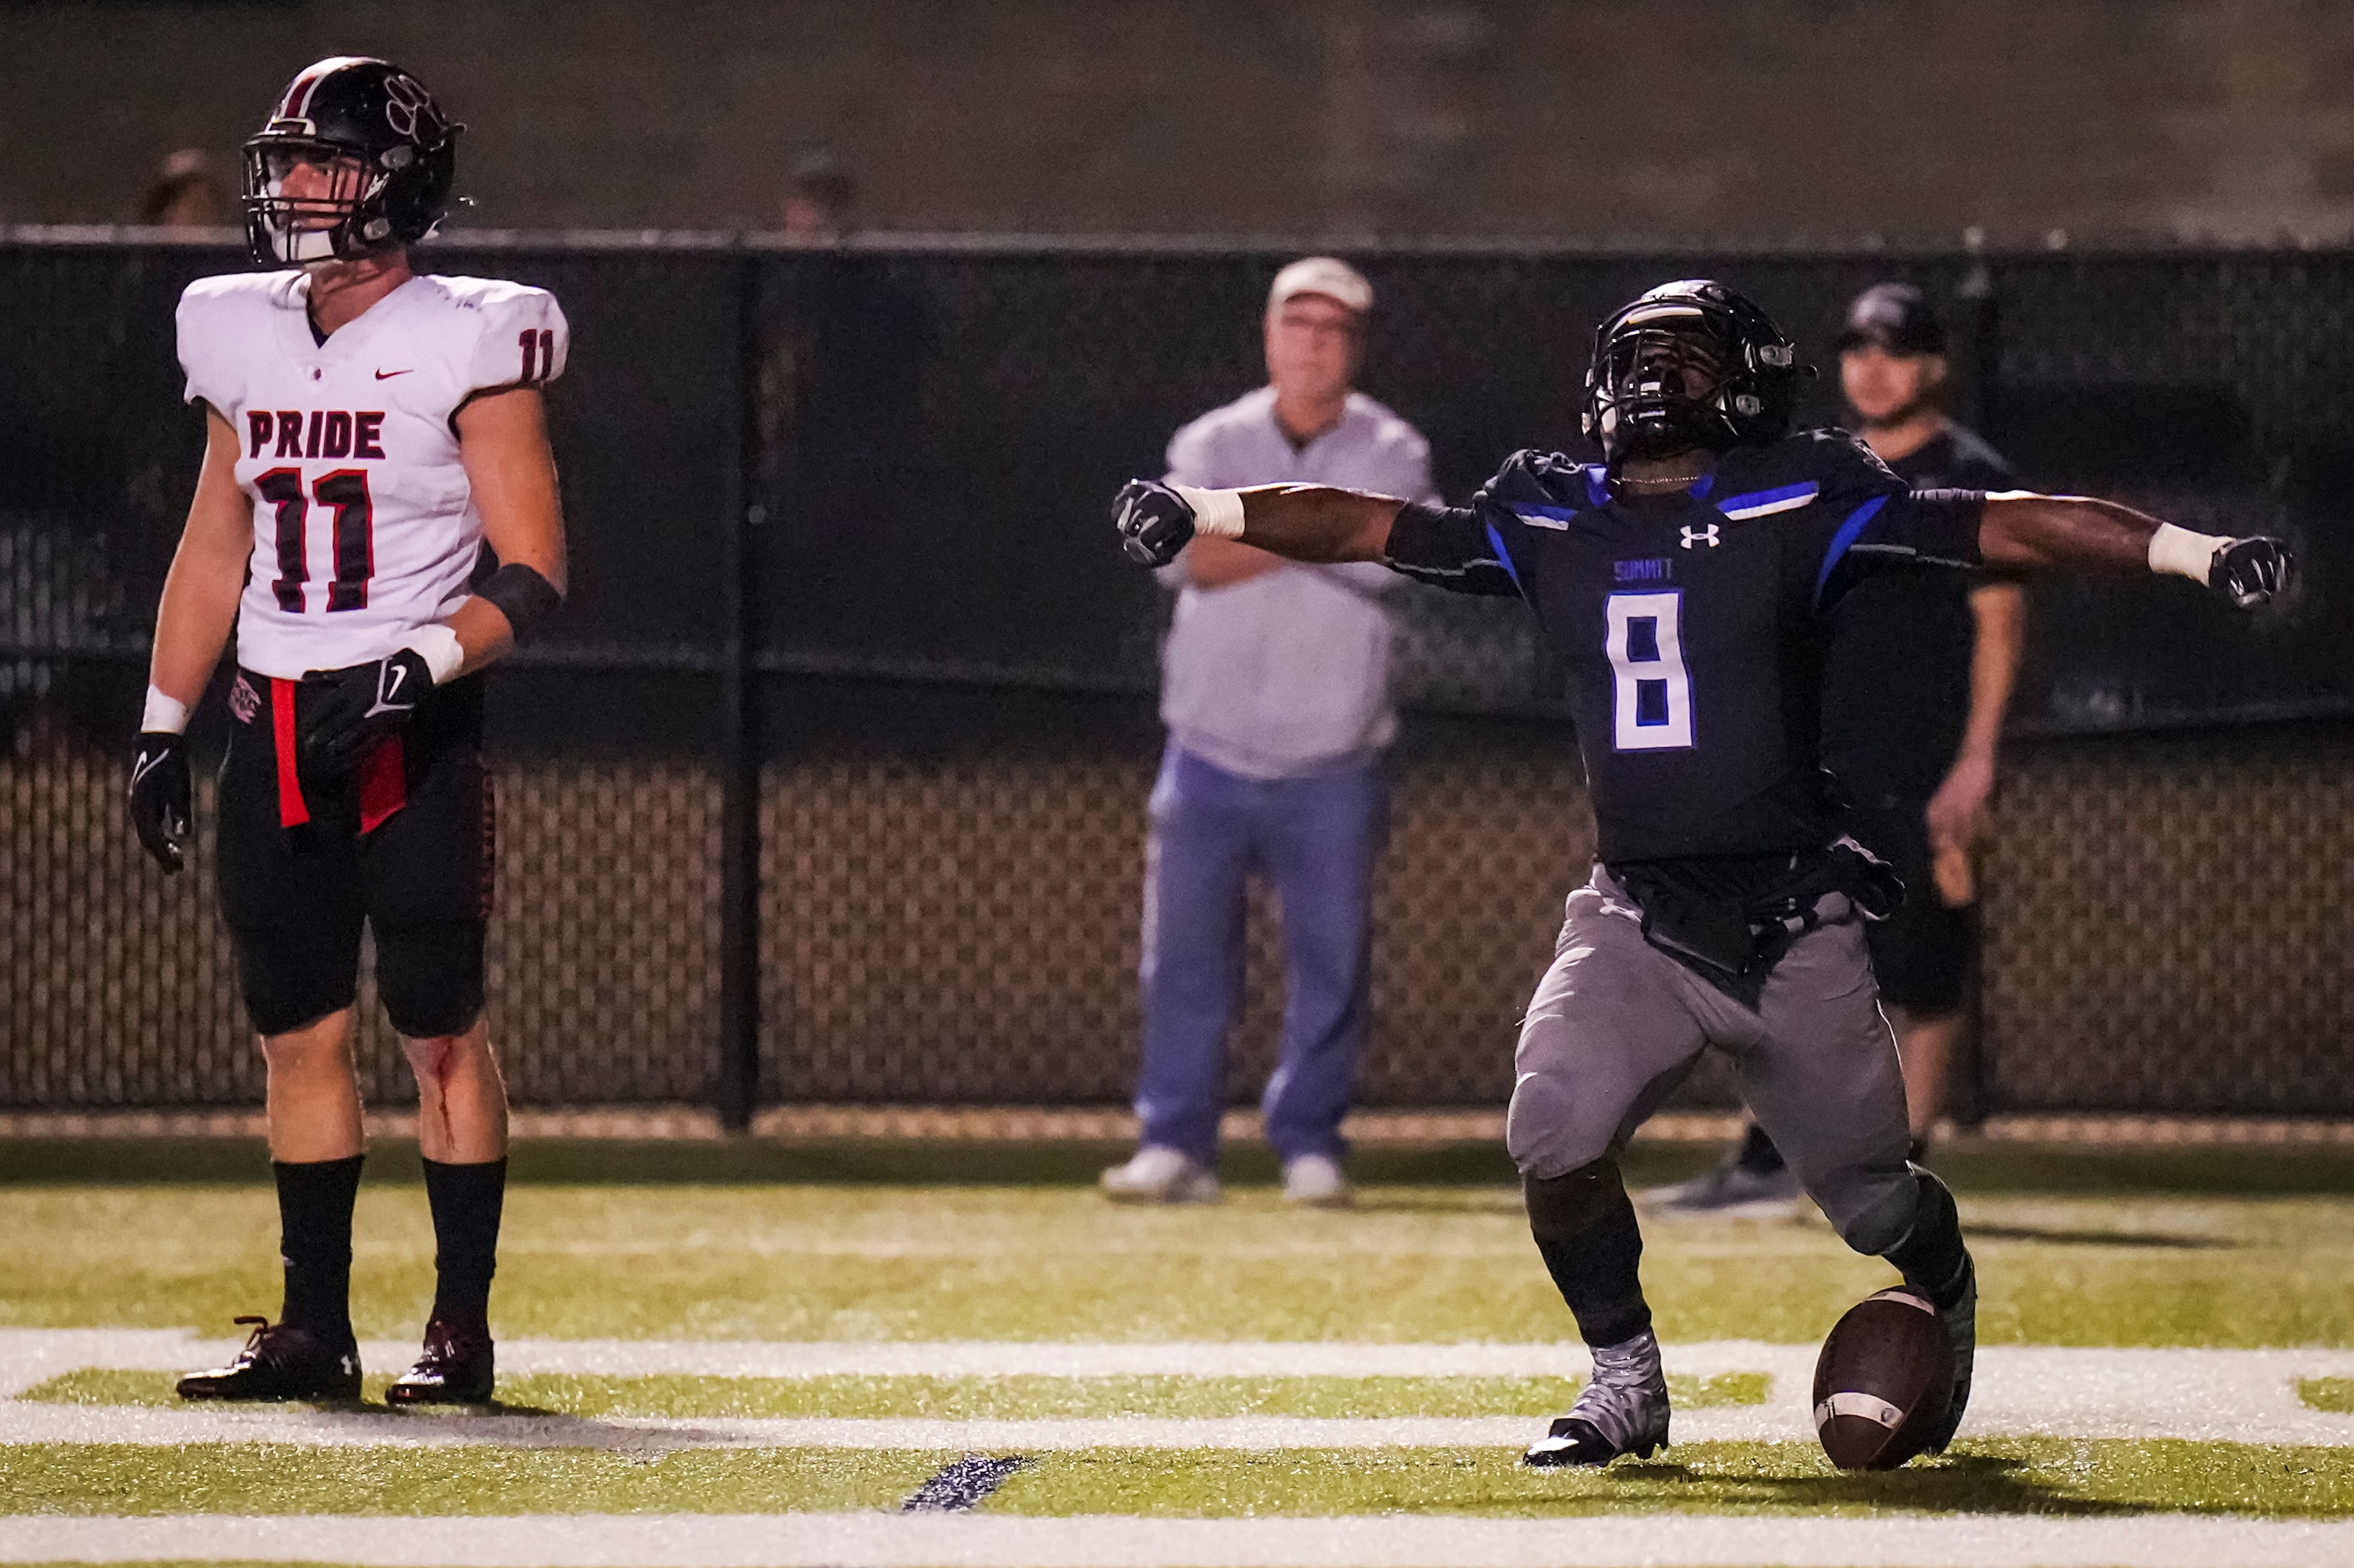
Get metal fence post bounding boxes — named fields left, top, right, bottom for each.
left=716, top=249, right=763, bottom=1131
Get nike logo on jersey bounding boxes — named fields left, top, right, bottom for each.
left=1680, top=524, right=1722, bottom=549
left=374, top=368, right=413, bottom=380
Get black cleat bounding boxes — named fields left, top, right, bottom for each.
left=1522, top=1414, right=1667, bottom=1467
left=385, top=1317, right=495, bottom=1407
left=1521, top=1329, right=1672, bottom=1468
left=176, top=1315, right=361, bottom=1403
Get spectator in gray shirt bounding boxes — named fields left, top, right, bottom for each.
left=1101, top=257, right=1438, bottom=1207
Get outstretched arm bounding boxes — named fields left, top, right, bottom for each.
left=1978, top=492, right=2291, bottom=607
left=1116, top=479, right=1402, bottom=568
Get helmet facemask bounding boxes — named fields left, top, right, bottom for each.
left=243, top=141, right=397, bottom=264
left=1583, top=281, right=1809, bottom=468
left=1588, top=308, right=1742, bottom=463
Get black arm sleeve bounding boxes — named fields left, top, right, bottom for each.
left=1382, top=501, right=1525, bottom=598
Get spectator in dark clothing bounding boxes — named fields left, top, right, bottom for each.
left=1653, top=281, right=2025, bottom=1212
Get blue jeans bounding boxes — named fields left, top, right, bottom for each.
left=1135, top=744, right=1386, bottom=1164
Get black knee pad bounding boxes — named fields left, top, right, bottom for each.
left=374, top=921, right=486, bottom=1039
left=1880, top=1169, right=1972, bottom=1308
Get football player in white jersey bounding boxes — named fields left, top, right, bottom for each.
left=126, top=57, right=568, bottom=1406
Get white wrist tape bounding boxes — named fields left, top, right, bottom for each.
left=140, top=685, right=190, bottom=735
left=1170, top=484, right=1247, bottom=540
left=2148, top=522, right=2226, bottom=584
left=401, top=624, right=466, bottom=685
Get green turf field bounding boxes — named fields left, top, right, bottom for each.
left=2, top=1136, right=2351, bottom=1565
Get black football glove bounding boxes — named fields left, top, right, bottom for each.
left=128, top=731, right=191, bottom=873
left=1114, top=478, right=1197, bottom=568
left=2210, top=535, right=2293, bottom=609
left=298, top=648, right=431, bottom=776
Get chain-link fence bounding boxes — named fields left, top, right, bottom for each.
left=4, top=233, right=2349, bottom=1118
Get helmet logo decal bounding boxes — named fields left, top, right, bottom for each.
left=382, top=73, right=437, bottom=139
left=1680, top=525, right=1722, bottom=550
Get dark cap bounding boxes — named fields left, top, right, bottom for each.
left=1838, top=281, right=1946, bottom=357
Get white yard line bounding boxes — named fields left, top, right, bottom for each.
left=7, top=1511, right=2354, bottom=1568
left=6, top=1330, right=2354, bottom=1448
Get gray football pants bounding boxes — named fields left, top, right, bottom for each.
left=1505, top=867, right=1922, bottom=1256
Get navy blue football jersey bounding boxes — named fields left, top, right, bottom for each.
left=1385, top=430, right=1984, bottom=863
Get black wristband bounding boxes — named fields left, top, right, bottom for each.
left=478, top=563, right=563, bottom=640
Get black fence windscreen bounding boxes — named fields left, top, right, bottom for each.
left=4, top=234, right=2350, bottom=1119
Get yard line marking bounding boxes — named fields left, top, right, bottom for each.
left=899, top=1454, right=1031, bottom=1512
left=7, top=1510, right=2354, bottom=1567
left=26, top=1328, right=2354, bottom=1384
left=5, top=1400, right=2354, bottom=1450
left=8, top=1333, right=2354, bottom=1447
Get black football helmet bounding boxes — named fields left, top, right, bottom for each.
left=242, top=57, right=459, bottom=266
left=1582, top=280, right=1811, bottom=464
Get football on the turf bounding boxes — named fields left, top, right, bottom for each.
left=1812, top=1287, right=1954, bottom=1470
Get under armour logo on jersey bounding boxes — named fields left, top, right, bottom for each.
left=1680, top=524, right=1722, bottom=550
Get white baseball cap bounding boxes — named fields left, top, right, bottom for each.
left=1268, top=255, right=1373, bottom=315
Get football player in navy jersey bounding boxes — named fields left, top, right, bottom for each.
left=1112, top=279, right=2291, bottom=1467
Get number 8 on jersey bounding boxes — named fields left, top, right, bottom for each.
left=1606, top=591, right=1695, bottom=751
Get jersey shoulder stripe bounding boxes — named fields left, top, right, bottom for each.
left=1481, top=518, right=1526, bottom=597
left=1717, top=479, right=1820, bottom=519
left=1811, top=494, right=1892, bottom=605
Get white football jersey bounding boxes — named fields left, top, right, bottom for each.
left=176, top=270, right=569, bottom=680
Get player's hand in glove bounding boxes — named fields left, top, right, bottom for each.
left=299, top=648, right=432, bottom=776
left=2210, top=535, right=2293, bottom=609
left=1115, top=478, right=1197, bottom=568
left=128, top=731, right=191, bottom=873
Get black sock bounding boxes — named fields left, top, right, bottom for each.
left=421, top=1156, right=508, bottom=1331
left=274, top=1155, right=363, bottom=1341
left=1882, top=1170, right=1972, bottom=1309
left=1734, top=1122, right=1786, bottom=1175
left=1524, top=1160, right=1653, bottom=1348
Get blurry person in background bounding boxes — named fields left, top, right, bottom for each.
left=140, top=149, right=231, bottom=230
left=1101, top=258, right=1437, bottom=1209
left=781, top=149, right=856, bottom=239
left=1654, top=281, right=2024, bottom=1213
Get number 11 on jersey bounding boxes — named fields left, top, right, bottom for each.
left=1605, top=591, right=1694, bottom=751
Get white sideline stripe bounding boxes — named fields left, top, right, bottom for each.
left=0, top=1403, right=1751, bottom=1450
left=8, top=1331, right=2354, bottom=1447
left=7, top=1512, right=2354, bottom=1568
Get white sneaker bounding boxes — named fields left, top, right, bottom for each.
left=1100, top=1146, right=1222, bottom=1204
left=1281, top=1153, right=1350, bottom=1207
